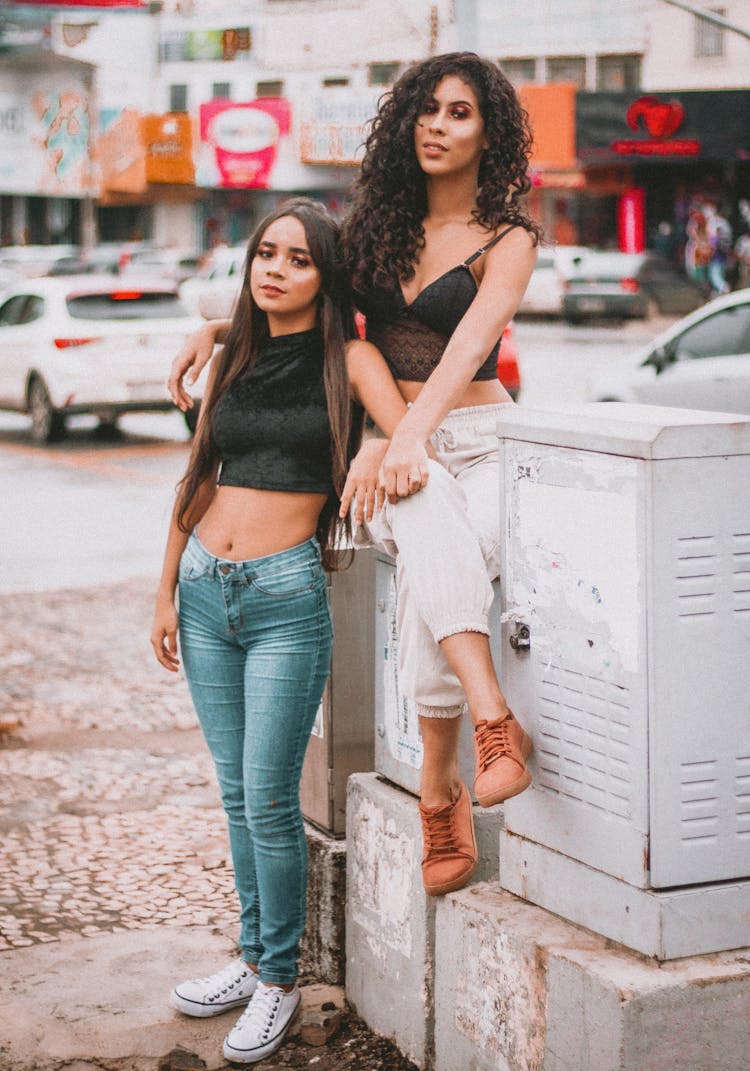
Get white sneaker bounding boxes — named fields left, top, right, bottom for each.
left=222, top=982, right=301, bottom=1064
left=169, top=957, right=259, bottom=1017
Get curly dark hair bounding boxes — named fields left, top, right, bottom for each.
left=341, top=52, right=542, bottom=295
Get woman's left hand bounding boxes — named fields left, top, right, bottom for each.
left=379, top=432, right=431, bottom=504
left=340, top=438, right=390, bottom=525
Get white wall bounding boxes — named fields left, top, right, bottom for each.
left=643, top=1, right=750, bottom=90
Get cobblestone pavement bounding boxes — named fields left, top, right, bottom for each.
left=0, top=579, right=417, bottom=1070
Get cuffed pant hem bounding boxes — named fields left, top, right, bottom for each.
left=433, top=622, right=491, bottom=644
left=416, top=702, right=465, bottom=719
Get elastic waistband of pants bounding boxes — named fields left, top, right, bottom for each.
left=438, top=401, right=516, bottom=432
left=189, top=529, right=321, bottom=572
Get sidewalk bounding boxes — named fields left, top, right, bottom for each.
left=0, top=579, right=417, bottom=1071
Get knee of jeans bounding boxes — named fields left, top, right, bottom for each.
left=245, top=789, right=297, bottom=837
left=219, top=783, right=247, bottom=827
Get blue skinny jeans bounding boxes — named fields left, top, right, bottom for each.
left=178, top=530, right=333, bottom=985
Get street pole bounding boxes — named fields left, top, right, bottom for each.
left=455, top=0, right=479, bottom=52
left=660, top=0, right=750, bottom=41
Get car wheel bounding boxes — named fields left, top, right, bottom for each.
left=28, top=377, right=65, bottom=444
left=183, top=401, right=201, bottom=435
left=95, top=416, right=122, bottom=440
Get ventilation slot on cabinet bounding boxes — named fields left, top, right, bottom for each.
left=537, top=665, right=632, bottom=819
left=737, top=755, right=750, bottom=839
left=680, top=759, right=719, bottom=845
left=732, top=533, right=750, bottom=618
left=675, top=534, right=717, bottom=620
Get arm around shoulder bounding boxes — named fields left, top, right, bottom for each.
left=345, top=338, right=408, bottom=438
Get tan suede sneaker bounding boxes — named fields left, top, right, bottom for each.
left=473, top=711, right=533, bottom=807
left=418, top=782, right=477, bottom=897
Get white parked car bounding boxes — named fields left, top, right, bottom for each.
left=0, top=276, right=203, bottom=442
left=518, top=245, right=589, bottom=316
left=585, top=289, right=750, bottom=414
left=179, top=244, right=247, bottom=315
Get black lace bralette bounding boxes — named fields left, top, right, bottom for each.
left=356, top=226, right=515, bottom=382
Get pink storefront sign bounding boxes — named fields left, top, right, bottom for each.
left=197, top=98, right=291, bottom=188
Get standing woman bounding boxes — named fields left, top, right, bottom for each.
left=339, top=51, right=540, bottom=895
left=167, top=53, right=541, bottom=900
left=151, top=198, right=405, bottom=1065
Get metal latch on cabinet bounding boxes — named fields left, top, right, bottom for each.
left=509, top=622, right=530, bottom=652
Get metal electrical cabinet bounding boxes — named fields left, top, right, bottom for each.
left=299, top=547, right=385, bottom=836
left=373, top=554, right=502, bottom=798
left=497, top=404, right=750, bottom=892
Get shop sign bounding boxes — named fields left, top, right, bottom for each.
left=611, top=96, right=700, bottom=157
left=576, top=90, right=750, bottom=165
left=300, top=91, right=381, bottom=166
left=197, top=99, right=290, bottom=188
left=0, top=71, right=94, bottom=196
left=143, top=113, right=194, bottom=184
left=95, top=107, right=146, bottom=193
left=160, top=27, right=251, bottom=63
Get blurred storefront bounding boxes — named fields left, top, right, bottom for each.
left=96, top=108, right=202, bottom=247
left=576, top=89, right=750, bottom=252
left=0, top=54, right=96, bottom=246
left=194, top=95, right=353, bottom=249
left=518, top=83, right=585, bottom=240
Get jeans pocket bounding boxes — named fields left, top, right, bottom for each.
left=178, top=550, right=212, bottom=583
left=251, top=559, right=319, bottom=597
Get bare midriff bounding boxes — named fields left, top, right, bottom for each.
left=396, top=377, right=511, bottom=408
left=197, top=486, right=328, bottom=561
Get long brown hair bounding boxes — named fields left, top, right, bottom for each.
left=175, top=197, right=361, bottom=568
left=341, top=52, right=542, bottom=295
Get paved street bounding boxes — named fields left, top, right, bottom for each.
left=0, top=316, right=677, bottom=1069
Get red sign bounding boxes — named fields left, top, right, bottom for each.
left=612, top=95, right=701, bottom=157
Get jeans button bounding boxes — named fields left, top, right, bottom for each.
left=219, top=564, right=231, bottom=575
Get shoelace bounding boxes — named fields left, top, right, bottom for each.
left=194, top=959, right=249, bottom=998
left=421, top=805, right=461, bottom=858
left=475, top=717, right=514, bottom=772
left=235, top=985, right=283, bottom=1039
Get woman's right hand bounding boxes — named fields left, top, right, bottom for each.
left=339, top=438, right=390, bottom=525
left=151, top=598, right=180, bottom=672
left=168, top=321, right=222, bottom=412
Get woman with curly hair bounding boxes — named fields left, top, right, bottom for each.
left=339, top=52, right=540, bottom=897
left=168, top=53, right=540, bottom=899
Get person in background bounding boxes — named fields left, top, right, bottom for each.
left=152, top=198, right=407, bottom=1065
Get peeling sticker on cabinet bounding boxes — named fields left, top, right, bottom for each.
left=506, top=447, right=641, bottom=675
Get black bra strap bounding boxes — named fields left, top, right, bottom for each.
left=464, top=225, right=516, bottom=266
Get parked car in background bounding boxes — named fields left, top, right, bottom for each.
left=497, top=322, right=521, bottom=398
left=518, top=245, right=589, bottom=317
left=120, top=248, right=202, bottom=285
left=179, top=244, right=247, bottom=314
left=562, top=250, right=704, bottom=324
left=585, top=289, right=750, bottom=414
left=0, top=244, right=82, bottom=279
left=0, top=276, right=203, bottom=442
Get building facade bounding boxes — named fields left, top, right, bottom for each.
left=1, top=0, right=748, bottom=253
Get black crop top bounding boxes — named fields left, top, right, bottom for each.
left=213, top=327, right=333, bottom=494
left=355, top=226, right=515, bottom=382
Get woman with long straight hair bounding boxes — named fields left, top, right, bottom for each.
left=168, top=52, right=542, bottom=901
left=152, top=197, right=406, bottom=1065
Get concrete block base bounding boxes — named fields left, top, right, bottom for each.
left=300, top=822, right=347, bottom=984
left=435, top=883, right=750, bottom=1071
left=345, top=773, right=504, bottom=1069
left=500, top=829, right=750, bottom=960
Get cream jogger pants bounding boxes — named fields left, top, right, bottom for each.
left=355, top=403, right=510, bottom=718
